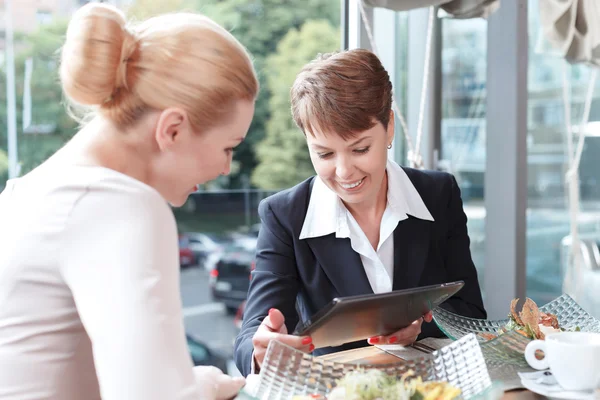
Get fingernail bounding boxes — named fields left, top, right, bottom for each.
left=368, top=337, right=380, bottom=344
left=309, top=344, right=315, bottom=352
left=388, top=336, right=398, bottom=344
left=302, top=337, right=312, bottom=345
left=268, top=308, right=275, bottom=317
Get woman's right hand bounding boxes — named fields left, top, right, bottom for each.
left=251, top=308, right=313, bottom=369
left=193, top=365, right=245, bottom=400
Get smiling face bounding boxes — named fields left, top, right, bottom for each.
left=153, top=100, right=255, bottom=206
left=306, top=116, right=394, bottom=209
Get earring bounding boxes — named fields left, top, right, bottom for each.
left=387, top=143, right=392, bottom=149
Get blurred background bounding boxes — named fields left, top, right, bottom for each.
left=1, top=0, right=599, bottom=376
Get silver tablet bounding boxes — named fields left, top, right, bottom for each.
left=293, top=281, right=465, bottom=348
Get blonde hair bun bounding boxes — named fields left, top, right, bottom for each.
left=60, top=3, right=136, bottom=106
left=59, top=3, right=258, bottom=128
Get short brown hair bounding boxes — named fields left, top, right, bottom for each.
left=290, top=49, right=392, bottom=140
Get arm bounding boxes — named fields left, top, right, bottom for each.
left=441, top=174, right=487, bottom=319
left=233, top=199, right=301, bottom=376
left=60, top=189, right=201, bottom=400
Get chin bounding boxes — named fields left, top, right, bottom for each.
left=168, top=196, right=189, bottom=208
left=336, top=192, right=366, bottom=205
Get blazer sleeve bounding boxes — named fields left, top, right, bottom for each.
left=233, top=199, right=301, bottom=376
left=440, top=174, right=487, bottom=319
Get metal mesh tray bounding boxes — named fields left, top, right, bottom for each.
left=433, top=294, right=600, bottom=366
left=237, top=333, right=502, bottom=400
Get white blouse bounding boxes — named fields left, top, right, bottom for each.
left=299, top=160, right=434, bottom=293
left=0, top=166, right=207, bottom=399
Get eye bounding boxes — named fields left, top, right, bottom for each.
left=317, top=152, right=333, bottom=159
left=354, top=146, right=370, bottom=154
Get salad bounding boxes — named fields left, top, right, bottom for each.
left=292, top=369, right=460, bottom=400
left=479, top=297, right=580, bottom=341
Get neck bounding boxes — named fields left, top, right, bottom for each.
left=344, top=171, right=388, bottom=224
left=48, top=116, right=157, bottom=187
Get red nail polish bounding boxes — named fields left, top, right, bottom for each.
left=302, top=337, right=312, bottom=345
left=368, top=337, right=380, bottom=344
left=309, top=344, right=315, bottom=352
left=388, top=336, right=398, bottom=344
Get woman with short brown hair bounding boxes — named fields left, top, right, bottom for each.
left=234, top=49, right=486, bottom=376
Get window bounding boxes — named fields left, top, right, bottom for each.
left=440, top=17, right=487, bottom=285
left=527, top=0, right=600, bottom=305
left=35, top=10, right=53, bottom=25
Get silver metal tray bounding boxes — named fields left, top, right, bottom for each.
left=237, top=333, right=503, bottom=400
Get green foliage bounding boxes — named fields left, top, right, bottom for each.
left=191, top=0, right=340, bottom=188
left=0, top=19, right=76, bottom=177
left=0, top=149, right=8, bottom=185
left=1, top=0, right=340, bottom=188
left=126, top=0, right=197, bottom=19
left=252, top=20, right=339, bottom=189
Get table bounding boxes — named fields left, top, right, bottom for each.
left=318, top=346, right=546, bottom=400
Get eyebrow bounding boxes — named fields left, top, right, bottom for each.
left=311, top=136, right=372, bottom=151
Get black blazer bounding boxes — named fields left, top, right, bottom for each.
left=234, top=168, right=486, bottom=376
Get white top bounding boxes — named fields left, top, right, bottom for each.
left=0, top=166, right=205, bottom=400
left=299, top=160, right=434, bottom=293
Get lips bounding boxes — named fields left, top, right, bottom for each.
left=338, top=178, right=364, bottom=190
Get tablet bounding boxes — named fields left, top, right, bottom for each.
left=293, top=281, right=464, bottom=348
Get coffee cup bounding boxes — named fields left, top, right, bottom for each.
left=524, top=331, right=600, bottom=391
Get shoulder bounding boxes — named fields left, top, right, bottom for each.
left=400, top=167, right=454, bottom=193
left=258, top=176, right=315, bottom=226
left=398, top=167, right=462, bottom=221
left=399, top=167, right=457, bottom=202
left=65, top=169, right=175, bottom=235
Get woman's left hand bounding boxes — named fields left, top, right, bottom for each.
left=367, top=311, right=433, bottom=346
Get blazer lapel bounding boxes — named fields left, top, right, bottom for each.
left=392, top=216, right=432, bottom=290
left=306, top=234, right=373, bottom=298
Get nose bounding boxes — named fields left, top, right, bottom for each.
left=335, top=155, right=354, bottom=180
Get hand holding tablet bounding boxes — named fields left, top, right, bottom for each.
left=293, top=281, right=464, bottom=349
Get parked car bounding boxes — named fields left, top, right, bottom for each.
left=184, top=232, right=228, bottom=271
left=210, top=244, right=255, bottom=314
left=178, top=235, right=196, bottom=268
left=186, top=333, right=228, bottom=372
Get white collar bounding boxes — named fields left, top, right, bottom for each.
left=299, top=160, right=434, bottom=240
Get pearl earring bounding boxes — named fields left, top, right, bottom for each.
left=387, top=143, right=392, bottom=149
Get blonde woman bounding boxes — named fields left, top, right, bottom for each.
left=0, top=3, right=258, bottom=400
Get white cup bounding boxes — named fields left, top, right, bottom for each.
left=524, top=332, right=600, bottom=391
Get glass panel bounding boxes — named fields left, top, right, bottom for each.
left=392, top=11, right=409, bottom=164
left=527, top=0, right=600, bottom=306
left=440, top=18, right=488, bottom=291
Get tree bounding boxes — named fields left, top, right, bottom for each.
left=0, top=149, right=8, bottom=186
left=252, top=20, right=339, bottom=189
left=190, top=0, right=340, bottom=188
left=126, top=0, right=196, bottom=19
left=0, top=0, right=341, bottom=187
left=0, top=19, right=77, bottom=178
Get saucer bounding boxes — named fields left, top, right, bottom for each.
left=519, top=371, right=596, bottom=400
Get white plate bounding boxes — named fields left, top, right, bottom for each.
left=520, top=377, right=596, bottom=400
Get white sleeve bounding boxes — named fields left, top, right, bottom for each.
left=60, top=187, right=201, bottom=400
